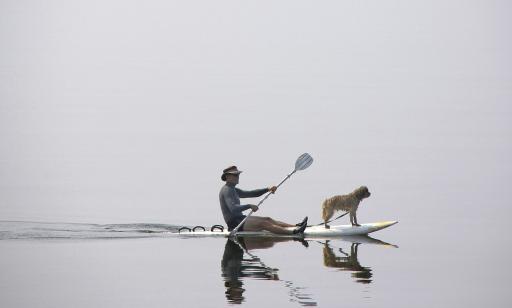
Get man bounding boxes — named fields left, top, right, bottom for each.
left=219, top=165, right=308, bottom=235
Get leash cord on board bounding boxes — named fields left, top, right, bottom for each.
left=308, top=211, right=349, bottom=227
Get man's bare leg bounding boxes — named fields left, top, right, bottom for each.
left=267, top=217, right=295, bottom=228
left=243, top=216, right=294, bottom=235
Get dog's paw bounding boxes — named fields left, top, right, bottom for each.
left=324, top=224, right=331, bottom=229
left=352, top=223, right=361, bottom=227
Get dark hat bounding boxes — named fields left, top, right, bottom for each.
left=221, top=165, right=243, bottom=181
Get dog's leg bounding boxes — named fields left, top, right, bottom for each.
left=324, top=211, right=332, bottom=229
left=350, top=211, right=361, bottom=227
left=351, top=243, right=360, bottom=256
left=353, top=212, right=361, bottom=226
left=322, top=205, right=333, bottom=229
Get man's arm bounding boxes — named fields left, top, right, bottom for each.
left=236, top=187, right=270, bottom=198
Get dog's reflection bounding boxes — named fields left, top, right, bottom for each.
left=322, top=240, right=373, bottom=284
left=221, top=237, right=313, bottom=305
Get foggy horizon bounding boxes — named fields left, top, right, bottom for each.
left=1, top=0, right=510, bottom=226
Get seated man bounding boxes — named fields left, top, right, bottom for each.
left=219, top=165, right=308, bottom=235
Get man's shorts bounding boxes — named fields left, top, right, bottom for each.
left=227, top=216, right=246, bottom=232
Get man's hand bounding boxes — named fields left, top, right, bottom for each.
left=250, top=205, right=259, bottom=212
left=268, top=186, right=277, bottom=194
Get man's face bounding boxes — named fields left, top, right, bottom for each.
left=226, top=173, right=240, bottom=185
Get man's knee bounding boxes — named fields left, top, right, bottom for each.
left=262, top=217, right=275, bottom=225
left=256, top=217, right=272, bottom=227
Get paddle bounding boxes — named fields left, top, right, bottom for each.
left=229, top=153, right=314, bottom=237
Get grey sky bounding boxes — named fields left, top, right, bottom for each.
left=1, top=0, right=510, bottom=225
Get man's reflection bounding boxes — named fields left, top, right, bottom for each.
left=322, top=240, right=373, bottom=284
left=221, top=238, right=279, bottom=303
left=220, top=237, right=313, bottom=305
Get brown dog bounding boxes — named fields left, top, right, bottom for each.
left=321, top=186, right=371, bottom=228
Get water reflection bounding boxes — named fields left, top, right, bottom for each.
left=221, top=237, right=316, bottom=306
left=220, top=235, right=397, bottom=305
left=322, top=236, right=397, bottom=284
left=323, top=241, right=372, bottom=283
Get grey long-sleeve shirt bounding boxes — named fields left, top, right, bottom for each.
left=219, top=183, right=269, bottom=225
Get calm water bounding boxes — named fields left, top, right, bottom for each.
left=0, top=217, right=509, bottom=308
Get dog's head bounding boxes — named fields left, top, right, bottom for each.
left=354, top=186, right=371, bottom=200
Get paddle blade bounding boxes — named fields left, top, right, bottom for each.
left=295, top=153, right=313, bottom=171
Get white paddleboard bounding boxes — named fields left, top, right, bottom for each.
left=176, top=221, right=398, bottom=238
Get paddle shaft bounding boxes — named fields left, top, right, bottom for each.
left=229, top=169, right=297, bottom=236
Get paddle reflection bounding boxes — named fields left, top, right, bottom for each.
left=220, top=237, right=316, bottom=306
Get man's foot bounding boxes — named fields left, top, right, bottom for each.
left=293, top=222, right=307, bottom=235
left=295, top=216, right=308, bottom=227
left=293, top=237, right=309, bottom=248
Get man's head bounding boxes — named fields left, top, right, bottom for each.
left=221, top=166, right=242, bottom=184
